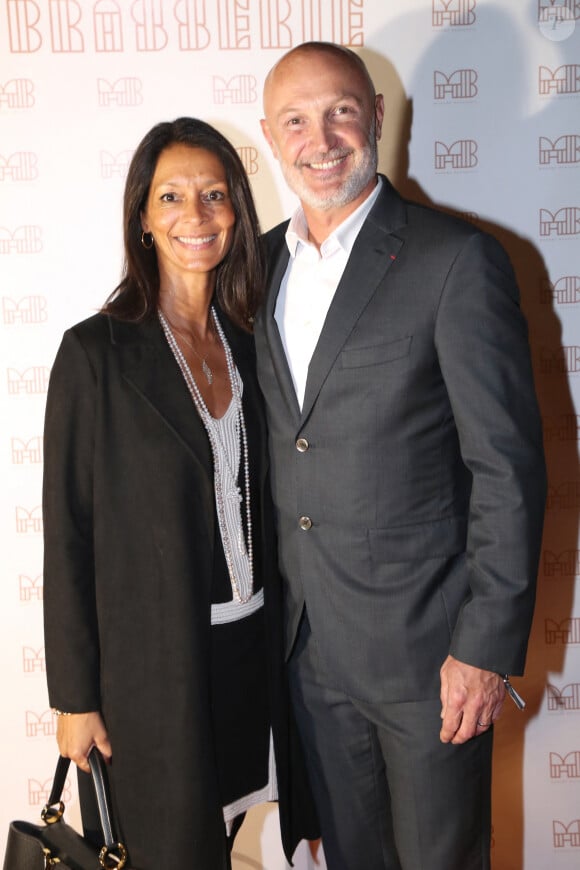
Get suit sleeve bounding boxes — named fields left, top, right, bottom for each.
left=434, top=231, right=547, bottom=675
left=43, top=328, right=101, bottom=711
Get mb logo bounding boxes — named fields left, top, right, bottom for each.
left=0, top=226, right=42, bottom=254
left=11, top=436, right=43, bottom=463
left=539, top=65, right=580, bottom=94
left=97, top=78, right=143, bottom=107
left=0, top=152, right=38, bottom=181
left=23, top=646, right=45, bottom=674
left=19, top=573, right=44, bottom=601
left=433, top=69, right=478, bottom=100
left=550, top=751, right=580, bottom=779
left=547, top=683, right=580, bottom=710
left=28, top=775, right=71, bottom=807
left=538, top=1, right=580, bottom=22
left=553, top=820, right=580, bottom=848
left=545, top=480, right=580, bottom=510
left=539, top=345, right=580, bottom=373
left=435, top=140, right=478, bottom=170
left=100, top=150, right=134, bottom=179
left=7, top=366, right=50, bottom=394
left=236, top=147, right=259, bottom=176
left=3, top=296, right=47, bottom=324
left=540, top=208, right=580, bottom=236
left=541, top=276, right=580, bottom=304
left=16, top=506, right=43, bottom=534
left=539, top=135, right=580, bottom=165
left=542, top=415, right=580, bottom=442
left=0, top=78, right=34, bottom=108
left=432, top=0, right=477, bottom=26
left=213, top=75, right=257, bottom=104
left=545, top=617, right=580, bottom=644
left=26, top=710, right=56, bottom=738
left=544, top=549, right=580, bottom=578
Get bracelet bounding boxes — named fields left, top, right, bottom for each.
left=52, top=709, right=73, bottom=717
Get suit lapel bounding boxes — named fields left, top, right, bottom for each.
left=109, top=315, right=213, bottom=476
left=301, top=179, right=407, bottom=423
left=261, top=228, right=302, bottom=422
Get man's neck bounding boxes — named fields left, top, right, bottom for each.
left=302, top=176, right=379, bottom=250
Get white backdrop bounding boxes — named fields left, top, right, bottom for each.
left=1, top=2, right=579, bottom=868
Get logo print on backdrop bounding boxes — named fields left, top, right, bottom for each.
left=19, top=573, right=44, bottom=601
left=213, top=75, right=257, bottom=104
left=544, top=547, right=580, bottom=575
left=547, top=682, right=580, bottom=710
left=538, top=2, right=578, bottom=42
left=433, top=69, right=478, bottom=100
left=553, top=820, right=580, bottom=848
left=5, top=1, right=364, bottom=53
left=11, top=436, right=43, bottom=464
left=0, top=152, right=38, bottom=181
left=0, top=78, right=34, bottom=107
left=26, top=710, right=56, bottom=738
left=7, top=366, right=50, bottom=394
left=539, top=65, right=580, bottom=94
left=100, top=150, right=134, bottom=179
left=23, top=646, right=45, bottom=674
left=3, top=296, right=47, bottom=323
left=545, top=481, right=580, bottom=509
left=0, top=226, right=43, bottom=254
left=434, top=140, right=478, bottom=169
left=539, top=135, right=580, bottom=164
left=432, top=0, right=476, bottom=27
left=16, top=506, right=43, bottom=534
left=95, top=1, right=123, bottom=51
left=98, top=78, right=143, bottom=107
left=28, top=774, right=71, bottom=806
left=538, top=0, right=580, bottom=21
left=540, top=207, right=580, bottom=236
left=541, top=276, right=580, bottom=304
left=545, top=618, right=580, bottom=644
left=550, top=751, right=580, bottom=779
left=236, top=146, right=259, bottom=176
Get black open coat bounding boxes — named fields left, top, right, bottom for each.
left=43, top=311, right=318, bottom=868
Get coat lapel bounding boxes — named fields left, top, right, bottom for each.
left=109, top=315, right=213, bottom=476
left=261, top=228, right=302, bottom=423
left=300, top=179, right=407, bottom=423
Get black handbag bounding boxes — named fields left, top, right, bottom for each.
left=3, top=748, right=128, bottom=869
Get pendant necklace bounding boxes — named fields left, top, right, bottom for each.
left=160, top=312, right=214, bottom=385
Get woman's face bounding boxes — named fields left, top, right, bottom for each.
left=141, top=143, right=236, bottom=286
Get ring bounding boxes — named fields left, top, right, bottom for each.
left=477, top=720, right=491, bottom=727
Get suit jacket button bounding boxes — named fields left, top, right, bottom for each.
left=296, top=437, right=309, bottom=452
left=299, top=516, right=312, bottom=531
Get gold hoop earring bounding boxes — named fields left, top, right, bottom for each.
left=141, top=231, right=154, bottom=250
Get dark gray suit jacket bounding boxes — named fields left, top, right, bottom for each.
left=255, top=176, right=547, bottom=705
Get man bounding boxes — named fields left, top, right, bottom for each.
left=254, top=41, right=546, bottom=870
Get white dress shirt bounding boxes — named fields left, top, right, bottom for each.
left=274, top=178, right=383, bottom=408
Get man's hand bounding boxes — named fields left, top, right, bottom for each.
left=439, top=655, right=506, bottom=744
left=56, top=712, right=112, bottom=772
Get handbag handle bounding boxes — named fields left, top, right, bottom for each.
left=41, top=748, right=128, bottom=869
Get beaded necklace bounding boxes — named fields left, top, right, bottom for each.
left=158, top=307, right=254, bottom=603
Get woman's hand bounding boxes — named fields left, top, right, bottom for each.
left=56, top=712, right=112, bottom=773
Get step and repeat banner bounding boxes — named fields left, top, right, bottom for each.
left=1, top=2, right=579, bottom=868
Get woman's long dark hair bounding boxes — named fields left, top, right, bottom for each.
left=103, top=117, right=264, bottom=330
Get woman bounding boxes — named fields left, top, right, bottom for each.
left=43, top=117, right=318, bottom=868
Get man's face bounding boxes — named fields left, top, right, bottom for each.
left=261, top=50, right=384, bottom=213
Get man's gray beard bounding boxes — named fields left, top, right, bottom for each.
left=281, top=133, right=378, bottom=212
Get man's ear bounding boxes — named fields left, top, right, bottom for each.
left=374, top=94, right=385, bottom=141
left=260, top=118, right=278, bottom=158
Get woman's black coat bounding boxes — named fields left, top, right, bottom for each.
left=42, top=311, right=318, bottom=868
